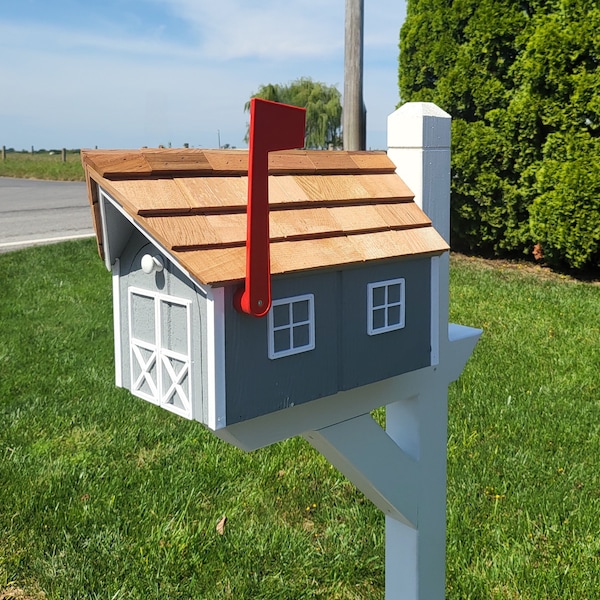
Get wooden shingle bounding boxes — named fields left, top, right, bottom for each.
left=82, top=148, right=449, bottom=286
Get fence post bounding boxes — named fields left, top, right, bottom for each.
left=2, top=146, right=5, bottom=161
left=62, top=148, right=67, bottom=162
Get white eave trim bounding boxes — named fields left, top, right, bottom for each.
left=98, top=187, right=213, bottom=297
left=112, top=258, right=123, bottom=387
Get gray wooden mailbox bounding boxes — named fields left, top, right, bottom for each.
left=82, top=137, right=448, bottom=435
left=83, top=102, right=480, bottom=600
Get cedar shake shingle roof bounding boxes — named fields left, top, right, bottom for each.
left=82, top=148, right=449, bottom=287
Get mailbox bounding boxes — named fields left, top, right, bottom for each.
left=83, top=101, right=480, bottom=599
left=82, top=100, right=448, bottom=436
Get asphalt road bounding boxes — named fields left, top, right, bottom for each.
left=0, top=177, right=94, bottom=253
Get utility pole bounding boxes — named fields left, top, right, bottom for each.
left=343, top=0, right=366, bottom=150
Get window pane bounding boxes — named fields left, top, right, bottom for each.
left=292, top=324, right=310, bottom=348
left=273, top=303, right=290, bottom=328
left=372, top=286, right=385, bottom=307
left=388, top=283, right=401, bottom=304
left=388, top=305, right=401, bottom=326
left=292, top=299, right=309, bottom=323
left=372, top=308, right=386, bottom=330
left=269, top=294, right=314, bottom=359
left=274, top=329, right=290, bottom=353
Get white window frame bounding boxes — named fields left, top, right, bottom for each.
left=128, top=287, right=193, bottom=419
left=367, top=278, right=406, bottom=335
left=268, top=293, right=315, bottom=359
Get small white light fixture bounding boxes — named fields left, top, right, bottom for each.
left=141, top=254, right=164, bottom=274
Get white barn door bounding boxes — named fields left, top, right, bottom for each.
left=128, top=287, right=193, bottom=419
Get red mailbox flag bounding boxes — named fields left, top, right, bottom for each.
left=234, top=98, right=306, bottom=317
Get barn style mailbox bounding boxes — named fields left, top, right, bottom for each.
left=82, top=102, right=447, bottom=437
left=83, top=100, right=480, bottom=599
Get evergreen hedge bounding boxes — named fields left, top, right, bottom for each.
left=399, top=0, right=600, bottom=271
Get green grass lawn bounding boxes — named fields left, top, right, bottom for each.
left=0, top=152, right=85, bottom=181
left=1, top=242, right=599, bottom=598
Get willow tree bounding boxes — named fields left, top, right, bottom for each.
left=245, top=78, right=342, bottom=149
left=400, top=0, right=600, bottom=270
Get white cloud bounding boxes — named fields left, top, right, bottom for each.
left=0, top=1, right=406, bottom=150
left=150, top=0, right=344, bottom=61
left=0, top=20, right=200, bottom=63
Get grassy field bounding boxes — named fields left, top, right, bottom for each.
left=0, top=152, right=85, bottom=181
left=1, top=240, right=599, bottom=598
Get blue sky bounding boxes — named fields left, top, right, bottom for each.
left=0, top=0, right=406, bottom=151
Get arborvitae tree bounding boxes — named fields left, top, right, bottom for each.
left=400, top=0, right=600, bottom=270
left=245, top=78, right=342, bottom=150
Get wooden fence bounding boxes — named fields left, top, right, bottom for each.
left=2, top=146, right=69, bottom=161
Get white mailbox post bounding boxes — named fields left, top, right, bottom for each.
left=305, top=103, right=481, bottom=600
left=83, top=102, right=480, bottom=600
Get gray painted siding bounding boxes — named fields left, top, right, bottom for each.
left=224, top=259, right=432, bottom=425
left=115, top=229, right=433, bottom=427
left=340, top=258, right=431, bottom=390
left=224, top=271, right=340, bottom=424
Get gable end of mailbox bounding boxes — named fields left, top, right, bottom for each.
left=90, top=182, right=228, bottom=430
